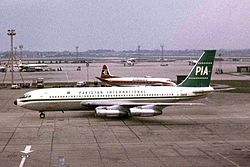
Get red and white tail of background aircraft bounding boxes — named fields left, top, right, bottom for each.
left=96, top=65, right=176, bottom=86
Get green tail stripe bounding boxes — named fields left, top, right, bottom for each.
left=178, top=50, right=216, bottom=87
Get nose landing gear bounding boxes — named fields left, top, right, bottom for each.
left=39, top=112, right=45, bottom=119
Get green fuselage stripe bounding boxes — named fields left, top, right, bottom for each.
left=20, top=95, right=199, bottom=103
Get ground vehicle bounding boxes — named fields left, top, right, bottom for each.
left=11, top=84, right=21, bottom=89
left=36, top=78, right=44, bottom=88
left=77, top=66, right=81, bottom=71
left=76, top=81, right=85, bottom=87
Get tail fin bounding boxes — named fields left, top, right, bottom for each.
left=178, top=50, right=216, bottom=87
left=100, top=65, right=116, bottom=79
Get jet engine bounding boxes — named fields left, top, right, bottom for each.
left=95, top=105, right=128, bottom=117
left=129, top=105, right=162, bottom=117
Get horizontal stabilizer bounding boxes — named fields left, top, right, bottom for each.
left=96, top=77, right=106, bottom=82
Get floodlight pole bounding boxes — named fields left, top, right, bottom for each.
left=14, top=46, right=17, bottom=57
left=7, top=29, right=16, bottom=85
left=19, top=45, right=23, bottom=59
left=76, top=46, right=79, bottom=56
left=160, top=44, right=164, bottom=61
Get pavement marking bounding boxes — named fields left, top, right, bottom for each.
left=56, top=156, right=68, bottom=167
left=19, top=145, right=33, bottom=167
left=2, top=115, right=23, bottom=152
left=217, top=153, right=240, bottom=167
left=19, top=156, right=26, bottom=167
left=65, top=72, right=69, bottom=82
left=20, top=145, right=33, bottom=154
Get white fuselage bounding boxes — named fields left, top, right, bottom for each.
left=16, top=86, right=213, bottom=112
left=19, top=64, right=48, bottom=71
left=102, top=77, right=176, bottom=86
left=19, top=64, right=48, bottom=68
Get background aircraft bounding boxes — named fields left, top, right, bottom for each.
left=188, top=60, right=198, bottom=65
left=121, top=58, right=137, bottom=66
left=96, top=65, right=176, bottom=86
left=18, top=63, right=48, bottom=72
left=0, top=66, right=7, bottom=72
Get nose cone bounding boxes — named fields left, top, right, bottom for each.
left=14, top=100, right=17, bottom=105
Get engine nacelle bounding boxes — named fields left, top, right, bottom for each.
left=95, top=105, right=128, bottom=117
left=130, top=107, right=162, bottom=117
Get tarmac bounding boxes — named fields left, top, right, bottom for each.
left=0, top=61, right=250, bottom=167
left=1, top=60, right=250, bottom=83
left=0, top=89, right=250, bottom=167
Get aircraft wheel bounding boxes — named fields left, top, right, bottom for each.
left=40, top=112, right=45, bottom=119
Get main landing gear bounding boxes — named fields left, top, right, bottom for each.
left=39, top=112, right=45, bottom=119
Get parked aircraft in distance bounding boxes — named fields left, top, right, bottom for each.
left=96, top=65, right=176, bottom=86
left=0, top=66, right=7, bottom=72
left=19, top=63, right=48, bottom=72
left=14, top=50, right=216, bottom=119
left=188, top=60, right=198, bottom=66
left=159, top=57, right=176, bottom=62
left=122, top=58, right=137, bottom=66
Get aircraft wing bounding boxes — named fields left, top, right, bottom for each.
left=80, top=101, right=204, bottom=107
left=80, top=101, right=204, bottom=117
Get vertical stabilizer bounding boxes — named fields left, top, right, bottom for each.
left=178, top=50, right=216, bottom=87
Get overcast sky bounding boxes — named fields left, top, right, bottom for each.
left=1, top=0, right=250, bottom=51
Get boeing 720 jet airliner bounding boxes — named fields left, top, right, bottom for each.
left=14, top=50, right=216, bottom=118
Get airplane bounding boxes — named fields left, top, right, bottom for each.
left=188, top=60, right=198, bottom=66
left=0, top=66, right=7, bottom=72
left=14, top=50, right=216, bottom=119
left=159, top=57, right=176, bottom=62
left=18, top=63, right=48, bottom=72
left=122, top=58, right=136, bottom=66
left=96, top=65, right=176, bottom=86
